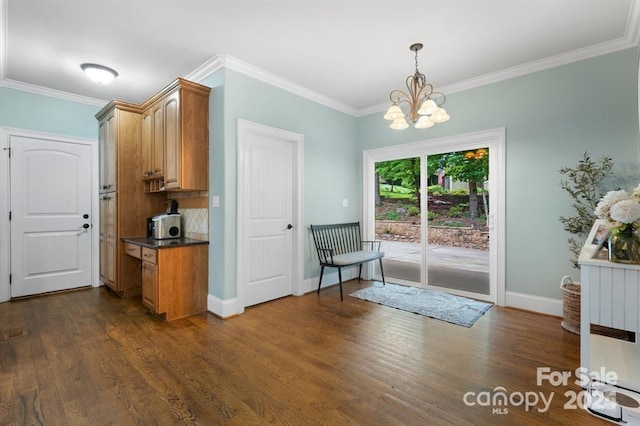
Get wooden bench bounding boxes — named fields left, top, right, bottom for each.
left=310, top=222, right=386, bottom=300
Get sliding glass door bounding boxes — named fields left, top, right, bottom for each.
left=363, top=129, right=505, bottom=305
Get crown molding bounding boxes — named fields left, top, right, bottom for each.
left=224, top=55, right=359, bottom=116
left=1, top=0, right=638, bottom=114
left=184, top=55, right=226, bottom=82
left=0, top=78, right=107, bottom=107
left=362, top=0, right=640, bottom=117
left=0, top=0, right=7, bottom=81
left=361, top=11, right=640, bottom=118
left=0, top=0, right=106, bottom=107
left=627, top=0, right=640, bottom=46
left=187, top=53, right=359, bottom=117
left=438, top=33, right=640, bottom=97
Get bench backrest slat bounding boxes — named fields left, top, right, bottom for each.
left=310, top=222, right=362, bottom=261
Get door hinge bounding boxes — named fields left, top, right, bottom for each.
left=3, top=147, right=10, bottom=157
left=8, top=211, right=11, bottom=221
left=9, top=274, right=11, bottom=284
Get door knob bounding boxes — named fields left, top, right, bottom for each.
left=83, top=214, right=89, bottom=219
left=287, top=224, right=293, bottom=230
left=82, top=223, right=90, bottom=229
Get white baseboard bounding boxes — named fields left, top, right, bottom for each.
left=207, top=294, right=239, bottom=319
left=207, top=268, right=361, bottom=318
left=505, top=291, right=563, bottom=317
left=301, top=267, right=360, bottom=294
left=208, top=276, right=561, bottom=319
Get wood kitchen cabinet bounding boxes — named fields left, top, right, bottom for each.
left=99, top=193, right=116, bottom=288
left=99, top=109, right=116, bottom=193
left=123, top=240, right=208, bottom=321
left=141, top=78, right=210, bottom=193
left=141, top=259, right=158, bottom=312
left=97, top=101, right=166, bottom=297
left=141, top=101, right=165, bottom=181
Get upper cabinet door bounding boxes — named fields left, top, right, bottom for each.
left=142, top=100, right=165, bottom=183
left=103, top=110, right=116, bottom=192
left=142, top=101, right=164, bottom=185
left=163, top=90, right=180, bottom=190
left=139, top=78, right=210, bottom=193
left=98, top=119, right=106, bottom=192
left=151, top=101, right=164, bottom=178
left=141, top=109, right=152, bottom=178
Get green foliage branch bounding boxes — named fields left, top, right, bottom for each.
left=559, top=152, right=613, bottom=267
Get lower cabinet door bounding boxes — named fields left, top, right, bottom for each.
left=141, top=260, right=158, bottom=312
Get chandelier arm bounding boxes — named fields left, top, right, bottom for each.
left=405, top=73, right=431, bottom=123
left=429, top=91, right=447, bottom=106
left=416, top=83, right=435, bottom=106
left=389, top=89, right=411, bottom=106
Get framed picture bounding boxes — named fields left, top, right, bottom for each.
left=584, top=219, right=610, bottom=258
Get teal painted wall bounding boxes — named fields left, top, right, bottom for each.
left=200, top=70, right=227, bottom=301
left=204, top=69, right=359, bottom=299
left=2, top=45, right=638, bottom=305
left=358, top=47, right=640, bottom=299
left=0, top=87, right=100, bottom=138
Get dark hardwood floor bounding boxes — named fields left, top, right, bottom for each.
left=0, top=281, right=608, bottom=425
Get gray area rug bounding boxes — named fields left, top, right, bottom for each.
left=349, top=283, right=492, bottom=327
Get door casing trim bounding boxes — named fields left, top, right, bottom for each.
left=362, top=127, right=506, bottom=306
left=0, top=127, right=99, bottom=302
left=236, top=119, right=304, bottom=314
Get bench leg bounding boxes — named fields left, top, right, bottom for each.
left=358, top=264, right=362, bottom=281
left=317, top=266, right=325, bottom=295
left=379, top=258, right=386, bottom=286
left=338, top=267, right=344, bottom=301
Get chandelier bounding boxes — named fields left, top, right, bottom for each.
left=384, top=43, right=450, bottom=130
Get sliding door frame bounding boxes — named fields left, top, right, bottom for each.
left=362, top=128, right=506, bottom=306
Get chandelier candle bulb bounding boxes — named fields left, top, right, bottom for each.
left=384, top=43, right=450, bottom=130
left=414, top=116, right=434, bottom=129
left=384, top=104, right=405, bottom=120
left=390, top=118, right=409, bottom=130
left=431, top=108, right=450, bottom=123
left=418, top=99, right=439, bottom=115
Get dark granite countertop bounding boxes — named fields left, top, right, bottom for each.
left=121, top=236, right=209, bottom=249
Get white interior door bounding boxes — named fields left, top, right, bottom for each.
left=237, top=120, right=304, bottom=310
left=242, top=133, right=293, bottom=306
left=10, top=136, right=93, bottom=297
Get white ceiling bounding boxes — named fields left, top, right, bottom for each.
left=1, top=0, right=639, bottom=115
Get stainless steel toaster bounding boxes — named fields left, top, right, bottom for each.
left=152, top=213, right=181, bottom=239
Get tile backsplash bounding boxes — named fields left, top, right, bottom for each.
left=179, top=208, right=208, bottom=240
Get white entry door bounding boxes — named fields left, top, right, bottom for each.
left=10, top=136, right=93, bottom=297
left=237, top=120, right=303, bottom=309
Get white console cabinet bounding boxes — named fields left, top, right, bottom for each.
left=579, top=249, right=640, bottom=423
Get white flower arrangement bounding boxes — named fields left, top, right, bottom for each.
left=595, top=186, right=640, bottom=234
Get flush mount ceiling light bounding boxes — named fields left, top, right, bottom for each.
left=384, top=43, right=450, bottom=130
left=80, top=63, right=118, bottom=84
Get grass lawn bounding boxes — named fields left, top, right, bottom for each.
left=380, top=184, right=413, bottom=199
